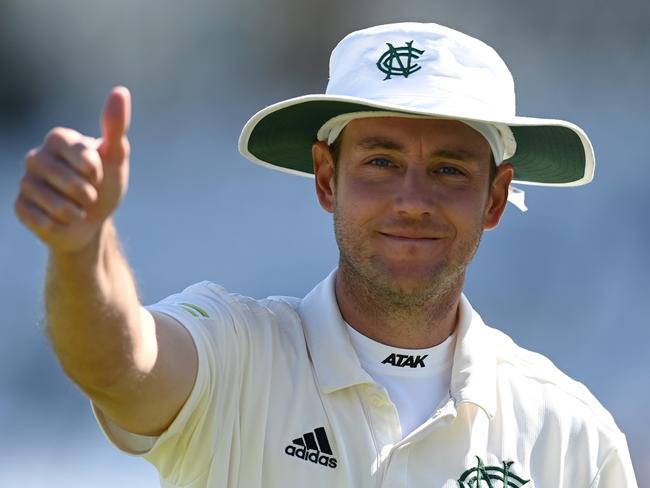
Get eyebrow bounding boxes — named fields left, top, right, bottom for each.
left=356, top=137, right=405, bottom=152
left=355, top=136, right=481, bottom=162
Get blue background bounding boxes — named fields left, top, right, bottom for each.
left=0, top=0, right=648, bottom=485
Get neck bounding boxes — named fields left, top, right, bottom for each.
left=334, top=263, right=462, bottom=349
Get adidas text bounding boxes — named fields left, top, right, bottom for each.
left=285, top=427, right=338, bottom=469
left=284, top=445, right=338, bottom=468
left=382, top=353, right=428, bottom=368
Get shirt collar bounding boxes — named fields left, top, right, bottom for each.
left=451, top=294, right=497, bottom=419
left=299, top=269, right=497, bottom=418
left=299, top=269, right=374, bottom=393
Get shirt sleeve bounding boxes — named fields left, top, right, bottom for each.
left=91, top=281, right=251, bottom=486
left=590, top=437, right=639, bottom=488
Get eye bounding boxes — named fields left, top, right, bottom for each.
left=435, top=166, right=465, bottom=176
left=368, top=158, right=394, bottom=168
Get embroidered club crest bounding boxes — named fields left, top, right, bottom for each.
left=457, top=456, right=530, bottom=487
left=376, top=41, right=424, bottom=80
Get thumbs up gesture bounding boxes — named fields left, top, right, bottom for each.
left=15, top=87, right=132, bottom=254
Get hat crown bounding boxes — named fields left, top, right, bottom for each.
left=327, top=22, right=516, bottom=120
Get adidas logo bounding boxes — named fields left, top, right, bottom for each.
left=284, top=427, right=338, bottom=469
left=381, top=353, right=427, bottom=368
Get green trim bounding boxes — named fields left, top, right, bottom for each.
left=179, top=303, right=209, bottom=318
left=179, top=304, right=198, bottom=317
left=247, top=100, right=586, bottom=185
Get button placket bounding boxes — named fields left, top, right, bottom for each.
left=380, top=443, right=409, bottom=488
left=381, top=400, right=458, bottom=487
left=366, top=386, right=401, bottom=442
left=360, top=384, right=402, bottom=487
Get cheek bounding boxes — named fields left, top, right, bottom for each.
left=335, top=179, right=390, bottom=219
left=442, top=188, right=490, bottom=228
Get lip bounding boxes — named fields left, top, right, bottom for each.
left=378, top=231, right=443, bottom=242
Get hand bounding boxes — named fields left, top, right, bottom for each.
left=15, top=86, right=132, bottom=254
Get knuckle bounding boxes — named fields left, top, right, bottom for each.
left=24, top=153, right=42, bottom=173
left=45, top=127, right=80, bottom=149
left=19, top=175, right=39, bottom=196
left=23, top=147, right=38, bottom=164
left=23, top=148, right=44, bottom=173
left=45, top=127, right=66, bottom=144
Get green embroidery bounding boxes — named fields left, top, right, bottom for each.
left=376, top=41, right=424, bottom=80
left=457, top=457, right=530, bottom=487
left=179, top=302, right=209, bottom=318
left=179, top=304, right=198, bottom=317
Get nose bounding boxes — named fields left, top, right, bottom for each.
left=393, top=167, right=436, bottom=217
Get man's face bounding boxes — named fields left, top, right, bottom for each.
left=313, top=117, right=513, bottom=306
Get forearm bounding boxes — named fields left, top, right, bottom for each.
left=45, top=219, right=146, bottom=393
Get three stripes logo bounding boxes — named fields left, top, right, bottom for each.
left=284, top=426, right=338, bottom=469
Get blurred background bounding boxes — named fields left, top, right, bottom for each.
left=1, top=0, right=648, bottom=485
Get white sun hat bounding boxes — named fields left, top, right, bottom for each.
left=238, top=22, right=595, bottom=212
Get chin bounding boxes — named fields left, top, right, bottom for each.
left=374, top=259, right=456, bottom=294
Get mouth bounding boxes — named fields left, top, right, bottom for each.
left=377, top=232, right=443, bottom=243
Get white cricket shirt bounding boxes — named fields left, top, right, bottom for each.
left=92, top=269, right=638, bottom=487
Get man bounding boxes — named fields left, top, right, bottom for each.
left=15, top=22, right=637, bottom=487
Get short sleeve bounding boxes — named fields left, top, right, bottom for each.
left=91, top=281, right=250, bottom=486
left=590, top=437, right=639, bottom=488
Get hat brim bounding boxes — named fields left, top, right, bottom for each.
left=238, top=94, right=595, bottom=186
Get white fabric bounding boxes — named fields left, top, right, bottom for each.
left=327, top=23, right=516, bottom=122
left=92, top=269, right=637, bottom=487
left=346, top=324, right=455, bottom=437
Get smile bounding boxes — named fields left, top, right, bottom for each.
left=377, top=232, right=443, bottom=244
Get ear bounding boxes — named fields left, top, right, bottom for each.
left=312, top=141, right=336, bottom=213
left=484, top=163, right=514, bottom=230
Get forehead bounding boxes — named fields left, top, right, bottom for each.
left=341, top=117, right=491, bottom=159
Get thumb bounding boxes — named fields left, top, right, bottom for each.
left=98, top=86, right=131, bottom=161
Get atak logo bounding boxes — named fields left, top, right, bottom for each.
left=376, top=40, right=425, bottom=80
left=457, top=456, right=530, bottom=487
left=382, top=353, right=428, bottom=368
left=285, top=426, right=338, bottom=469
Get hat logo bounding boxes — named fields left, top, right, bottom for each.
left=376, top=41, right=425, bottom=80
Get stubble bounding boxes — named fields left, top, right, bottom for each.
left=333, top=209, right=484, bottom=324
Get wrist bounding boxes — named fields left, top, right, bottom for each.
left=48, top=219, right=116, bottom=272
